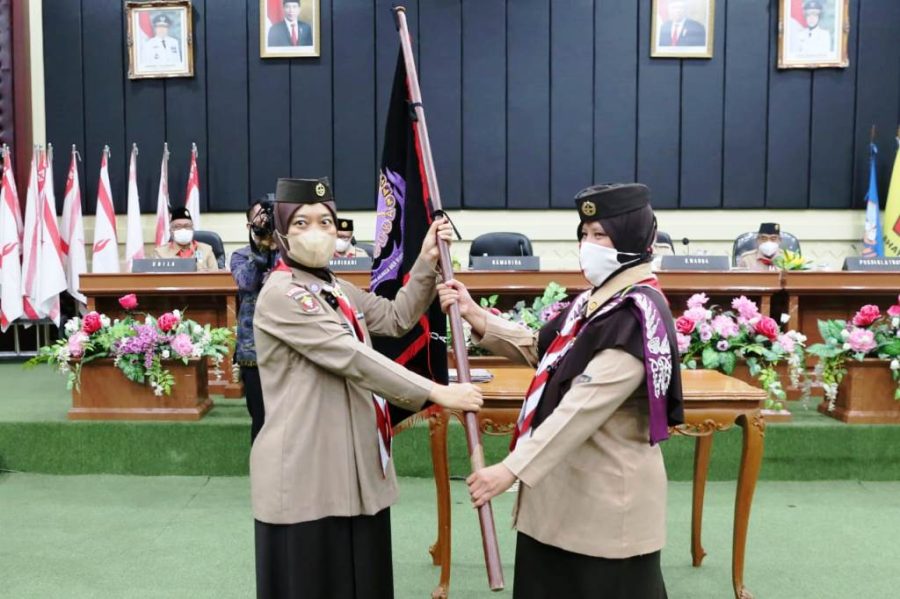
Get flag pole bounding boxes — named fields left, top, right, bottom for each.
left=392, top=5, right=504, bottom=592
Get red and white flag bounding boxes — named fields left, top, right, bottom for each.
left=92, top=146, right=120, bottom=273
left=36, top=146, right=67, bottom=325
left=60, top=146, right=87, bottom=306
left=155, top=143, right=170, bottom=247
left=125, top=143, right=144, bottom=270
left=21, top=147, right=42, bottom=320
left=184, top=143, right=201, bottom=229
left=266, top=0, right=283, bottom=27
left=0, top=145, right=23, bottom=331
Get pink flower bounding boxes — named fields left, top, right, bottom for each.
left=699, top=323, right=713, bottom=342
left=488, top=307, right=502, bottom=316
left=683, top=307, right=710, bottom=323
left=731, top=296, right=760, bottom=321
left=852, top=304, right=881, bottom=327
left=170, top=333, right=195, bottom=358
left=716, top=340, right=730, bottom=351
left=847, top=327, right=877, bottom=354
left=82, top=312, right=102, bottom=335
left=119, top=294, right=139, bottom=311
left=711, top=314, right=740, bottom=339
left=687, top=293, right=709, bottom=309
left=777, top=333, right=796, bottom=353
left=157, top=312, right=179, bottom=333
left=887, top=304, right=900, bottom=318
left=755, top=317, right=779, bottom=341
left=675, top=316, right=696, bottom=335
left=676, top=333, right=691, bottom=354
left=67, top=331, right=88, bottom=359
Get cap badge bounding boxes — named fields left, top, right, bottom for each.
left=581, top=201, right=597, bottom=217
left=315, top=182, right=326, bottom=197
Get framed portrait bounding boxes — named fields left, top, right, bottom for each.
left=260, top=0, right=321, bottom=58
left=778, top=0, right=849, bottom=69
left=651, top=0, right=715, bottom=59
left=126, top=1, right=194, bottom=79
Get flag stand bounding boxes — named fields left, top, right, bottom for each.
left=392, top=5, right=505, bottom=592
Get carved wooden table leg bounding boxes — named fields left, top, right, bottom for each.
left=428, top=408, right=452, bottom=598
left=732, top=413, right=766, bottom=599
left=691, top=433, right=714, bottom=567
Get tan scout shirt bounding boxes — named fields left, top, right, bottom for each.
left=152, top=241, right=219, bottom=271
left=251, top=257, right=439, bottom=524
left=737, top=249, right=782, bottom=271
left=476, top=264, right=668, bottom=559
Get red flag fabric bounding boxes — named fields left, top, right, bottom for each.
left=36, top=148, right=66, bottom=325
left=0, top=146, right=23, bottom=331
left=184, top=144, right=201, bottom=229
left=92, top=146, right=120, bottom=273
left=125, top=144, right=145, bottom=270
left=60, top=147, right=87, bottom=305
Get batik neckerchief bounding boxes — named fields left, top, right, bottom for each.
left=510, top=284, right=673, bottom=450
left=321, top=282, right=393, bottom=476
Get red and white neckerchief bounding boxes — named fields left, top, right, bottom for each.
left=510, top=279, right=660, bottom=450
left=322, top=283, right=393, bottom=475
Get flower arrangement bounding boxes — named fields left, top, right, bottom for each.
left=27, top=295, right=234, bottom=396
left=773, top=249, right=813, bottom=271
left=806, top=299, right=900, bottom=410
left=454, top=282, right=570, bottom=355
left=676, top=293, right=807, bottom=410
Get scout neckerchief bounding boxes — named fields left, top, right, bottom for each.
left=275, top=259, right=393, bottom=474
left=510, top=280, right=673, bottom=450
left=172, top=240, right=199, bottom=259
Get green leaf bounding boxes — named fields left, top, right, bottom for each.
left=878, top=340, right=900, bottom=357
left=719, top=351, right=737, bottom=375
left=701, top=347, right=719, bottom=370
left=818, top=320, right=846, bottom=344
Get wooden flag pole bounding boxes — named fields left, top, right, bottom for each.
left=392, top=5, right=505, bottom=592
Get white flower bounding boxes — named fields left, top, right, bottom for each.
left=64, top=319, right=80, bottom=335
left=842, top=343, right=851, bottom=351
left=144, top=315, right=152, bottom=325
left=891, top=360, right=900, bottom=371
left=841, top=329, right=851, bottom=339
left=173, top=310, right=182, bottom=319
left=100, top=315, right=111, bottom=328
left=893, top=317, right=900, bottom=328
left=161, top=349, right=171, bottom=360
left=780, top=313, right=790, bottom=324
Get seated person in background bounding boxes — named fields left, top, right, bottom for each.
left=737, top=222, right=784, bottom=271
left=153, top=206, right=219, bottom=271
left=333, top=218, right=368, bottom=258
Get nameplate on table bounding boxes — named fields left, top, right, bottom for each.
left=131, top=258, right=197, bottom=273
left=329, top=256, right=373, bottom=271
left=469, top=256, right=541, bottom=271
left=842, top=257, right=900, bottom=272
left=660, top=255, right=730, bottom=271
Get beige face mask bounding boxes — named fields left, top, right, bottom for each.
left=278, top=228, right=336, bottom=268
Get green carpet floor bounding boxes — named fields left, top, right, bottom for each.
left=1, top=474, right=899, bottom=598
left=4, top=363, right=900, bottom=480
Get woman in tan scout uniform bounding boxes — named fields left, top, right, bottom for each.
left=251, top=177, right=482, bottom=599
left=438, top=183, right=685, bottom=598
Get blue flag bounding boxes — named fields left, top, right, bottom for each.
left=863, top=143, right=883, bottom=257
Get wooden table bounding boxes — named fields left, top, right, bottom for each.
left=784, top=271, right=900, bottom=343
left=79, top=272, right=241, bottom=397
left=340, top=269, right=781, bottom=316
left=423, top=367, right=766, bottom=599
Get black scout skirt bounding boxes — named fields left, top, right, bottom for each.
left=254, top=508, right=393, bottom=599
left=513, top=532, right=667, bottom=599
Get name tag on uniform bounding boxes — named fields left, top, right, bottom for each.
left=659, top=255, right=730, bottom=271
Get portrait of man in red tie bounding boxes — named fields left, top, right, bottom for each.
left=261, top=0, right=320, bottom=58
left=651, top=0, right=715, bottom=58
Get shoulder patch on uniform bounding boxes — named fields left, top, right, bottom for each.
left=286, top=286, right=322, bottom=314
left=573, top=374, right=592, bottom=385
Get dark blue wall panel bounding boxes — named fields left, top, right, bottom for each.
left=44, top=0, right=900, bottom=213
left=507, top=0, right=549, bottom=209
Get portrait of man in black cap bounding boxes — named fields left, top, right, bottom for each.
left=127, top=3, right=193, bottom=79
left=793, top=0, right=833, bottom=56
left=778, top=0, right=848, bottom=69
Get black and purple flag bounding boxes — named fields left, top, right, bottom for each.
left=371, top=52, right=448, bottom=426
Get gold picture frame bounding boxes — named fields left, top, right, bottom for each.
left=126, top=0, right=194, bottom=79
left=260, top=0, right=321, bottom=58
left=651, top=0, right=715, bottom=59
left=778, top=0, right=850, bottom=69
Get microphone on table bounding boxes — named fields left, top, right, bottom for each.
left=518, top=241, right=525, bottom=256
left=682, top=238, right=691, bottom=255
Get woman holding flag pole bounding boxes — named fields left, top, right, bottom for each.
left=438, top=183, right=685, bottom=598
left=250, top=177, right=482, bottom=598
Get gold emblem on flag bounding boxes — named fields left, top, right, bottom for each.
left=581, top=201, right=597, bottom=217
left=315, top=182, right=326, bottom=197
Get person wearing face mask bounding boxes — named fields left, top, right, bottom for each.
left=251, top=177, right=483, bottom=598
left=152, top=206, right=219, bottom=271
left=333, top=218, right=368, bottom=258
left=230, top=196, right=279, bottom=444
left=738, top=222, right=784, bottom=271
left=437, top=183, right=684, bottom=599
